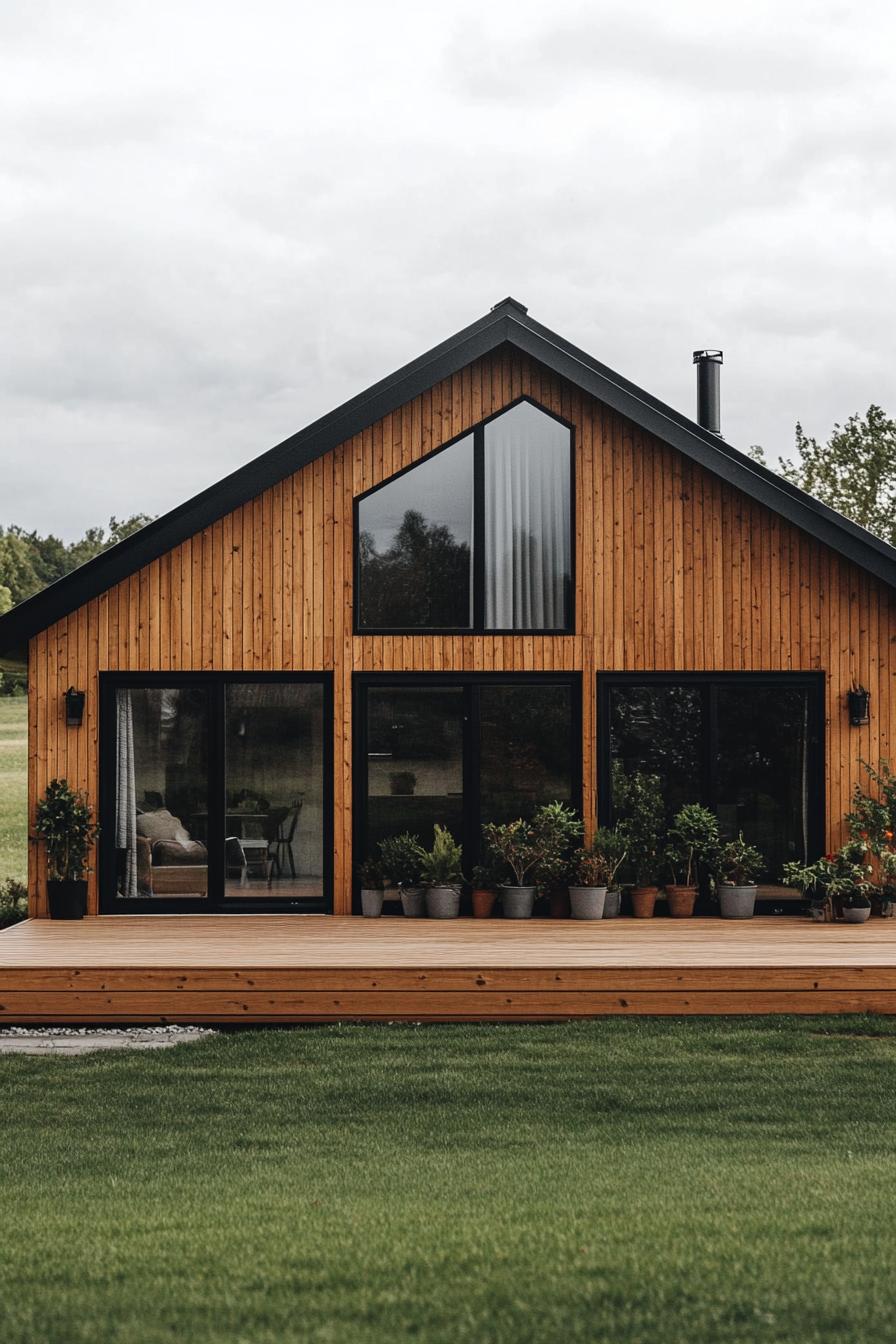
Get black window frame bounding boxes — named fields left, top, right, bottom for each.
left=353, top=672, right=583, bottom=912
left=99, top=671, right=333, bottom=914
left=596, top=670, right=826, bottom=867
left=353, top=396, right=576, bottom=635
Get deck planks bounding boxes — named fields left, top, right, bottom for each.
left=2, top=916, right=895, bottom=1022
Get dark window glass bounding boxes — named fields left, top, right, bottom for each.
left=479, top=683, right=574, bottom=825
left=365, top=687, right=465, bottom=858
left=357, top=437, right=473, bottom=629
left=605, top=678, right=819, bottom=881
left=484, top=402, right=571, bottom=630
left=223, top=683, right=325, bottom=902
left=715, top=685, right=811, bottom=874
left=356, top=400, right=572, bottom=633
left=608, top=684, right=703, bottom=826
left=360, top=679, right=577, bottom=877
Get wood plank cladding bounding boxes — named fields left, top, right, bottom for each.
left=27, top=349, right=896, bottom=915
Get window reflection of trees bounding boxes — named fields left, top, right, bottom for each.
left=359, top=510, right=471, bottom=628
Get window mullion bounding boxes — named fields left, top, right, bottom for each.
left=473, top=426, right=485, bottom=632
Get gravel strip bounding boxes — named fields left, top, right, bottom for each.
left=0, top=1025, right=216, bottom=1055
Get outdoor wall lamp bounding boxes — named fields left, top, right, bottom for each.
left=64, top=686, right=86, bottom=727
left=847, top=682, right=871, bottom=727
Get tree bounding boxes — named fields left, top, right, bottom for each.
left=751, top=406, right=896, bottom=546
left=0, top=514, right=155, bottom=608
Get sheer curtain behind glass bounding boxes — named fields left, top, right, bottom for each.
left=484, top=402, right=570, bottom=629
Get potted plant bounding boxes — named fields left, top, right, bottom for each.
left=34, top=778, right=99, bottom=920
left=470, top=848, right=504, bottom=919
left=483, top=802, right=582, bottom=919
left=356, top=857, right=385, bottom=918
left=592, top=825, right=627, bottom=918
left=420, top=825, right=463, bottom=918
left=717, top=832, right=765, bottom=919
left=389, top=771, right=417, bottom=797
left=783, top=841, right=873, bottom=923
left=535, top=802, right=584, bottom=919
left=612, top=766, right=665, bottom=918
left=879, top=848, right=896, bottom=917
left=379, top=832, right=426, bottom=917
left=663, top=804, right=720, bottom=918
left=566, top=844, right=611, bottom=920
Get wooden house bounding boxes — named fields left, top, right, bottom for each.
left=2, top=297, right=895, bottom=924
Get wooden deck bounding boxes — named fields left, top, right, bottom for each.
left=2, top=915, right=896, bottom=1021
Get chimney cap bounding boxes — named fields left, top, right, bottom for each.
left=693, top=349, right=723, bottom=364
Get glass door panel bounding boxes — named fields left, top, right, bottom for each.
left=223, top=682, right=325, bottom=903
left=608, top=683, right=704, bottom=826
left=365, top=687, right=465, bottom=858
left=479, top=683, right=575, bottom=825
left=114, top=686, right=210, bottom=901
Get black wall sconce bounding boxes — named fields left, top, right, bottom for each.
left=847, top=682, right=870, bottom=727
left=65, top=686, right=86, bottom=727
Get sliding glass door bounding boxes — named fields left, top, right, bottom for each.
left=599, top=673, right=824, bottom=879
left=355, top=675, right=580, bottom=910
left=101, top=674, right=331, bottom=912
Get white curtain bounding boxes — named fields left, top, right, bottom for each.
left=115, top=690, right=137, bottom=898
left=484, top=402, right=570, bottom=629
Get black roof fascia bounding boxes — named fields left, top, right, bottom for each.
left=2, top=296, right=895, bottom=653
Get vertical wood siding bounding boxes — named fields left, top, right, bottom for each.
left=27, top=350, right=896, bottom=914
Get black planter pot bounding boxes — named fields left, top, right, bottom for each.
left=47, top=879, right=87, bottom=920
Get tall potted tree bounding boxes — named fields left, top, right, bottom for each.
left=612, top=766, right=665, bottom=918
left=34, top=778, right=99, bottom=920
left=664, top=804, right=720, bottom=918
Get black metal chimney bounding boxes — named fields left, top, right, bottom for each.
left=693, top=349, right=723, bottom=435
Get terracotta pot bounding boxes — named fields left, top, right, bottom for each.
left=548, top=889, right=571, bottom=919
left=630, top=886, right=658, bottom=918
left=471, top=888, right=496, bottom=919
left=666, top=885, right=697, bottom=918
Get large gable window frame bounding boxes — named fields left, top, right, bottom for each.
left=353, top=396, right=575, bottom=635
left=596, top=670, right=826, bottom=877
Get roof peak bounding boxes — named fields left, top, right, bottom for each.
left=490, top=295, right=528, bottom=315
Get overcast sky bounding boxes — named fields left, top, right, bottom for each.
left=3, top=0, right=894, bottom=539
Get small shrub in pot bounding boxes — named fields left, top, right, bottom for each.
left=34, top=778, right=99, bottom=920
left=664, top=804, right=720, bottom=918
left=783, top=840, right=873, bottom=923
left=379, top=832, right=426, bottom=917
left=566, top=844, right=611, bottom=920
left=717, top=832, right=764, bottom=919
left=356, top=857, right=385, bottom=917
left=484, top=802, right=582, bottom=919
left=420, top=825, right=463, bottom=918
left=470, top=849, right=504, bottom=919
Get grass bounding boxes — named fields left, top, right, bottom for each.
left=0, top=696, right=27, bottom=885
left=1, top=1017, right=895, bottom=1343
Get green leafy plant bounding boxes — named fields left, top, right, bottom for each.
left=664, top=804, right=720, bottom=887
left=0, top=878, right=28, bottom=927
left=483, top=803, right=583, bottom=889
left=33, top=778, right=99, bottom=881
left=378, top=833, right=425, bottom=888
left=717, top=832, right=765, bottom=886
left=611, top=764, right=666, bottom=885
left=419, top=825, right=463, bottom=888
left=783, top=840, right=873, bottom=909
left=592, top=825, right=628, bottom=889
left=356, top=857, right=384, bottom=890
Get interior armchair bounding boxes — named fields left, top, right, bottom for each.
left=135, top=807, right=209, bottom=897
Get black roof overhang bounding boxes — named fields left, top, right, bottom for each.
left=2, top=295, right=895, bottom=654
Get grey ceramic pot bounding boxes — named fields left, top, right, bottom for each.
left=569, top=886, right=607, bottom=920
left=426, top=886, right=460, bottom=919
left=843, top=905, right=871, bottom=923
left=360, top=888, right=384, bottom=917
left=501, top=886, right=536, bottom=919
left=603, top=888, right=622, bottom=919
left=719, top=884, right=757, bottom=920
left=400, top=887, right=426, bottom=918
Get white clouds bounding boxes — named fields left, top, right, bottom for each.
left=1, top=0, right=894, bottom=535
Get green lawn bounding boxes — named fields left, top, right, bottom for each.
left=1, top=1018, right=895, bottom=1343
left=0, top=697, right=27, bottom=885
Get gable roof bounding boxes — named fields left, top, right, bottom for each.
left=3, top=295, right=896, bottom=654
